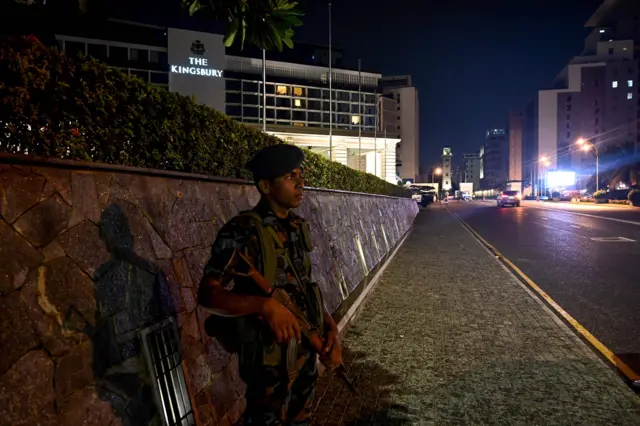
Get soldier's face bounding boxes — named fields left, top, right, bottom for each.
left=262, top=168, right=304, bottom=210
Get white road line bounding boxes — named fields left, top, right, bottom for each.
left=590, top=236, right=636, bottom=243
left=524, top=205, right=640, bottom=227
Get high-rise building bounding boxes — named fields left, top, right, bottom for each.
left=535, top=0, right=640, bottom=188
left=441, top=147, right=453, bottom=191
left=508, top=112, right=524, bottom=192
left=480, top=129, right=508, bottom=190
left=464, top=152, right=481, bottom=191
left=380, top=75, right=420, bottom=182
left=52, top=18, right=402, bottom=183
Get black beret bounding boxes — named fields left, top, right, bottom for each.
left=246, top=144, right=305, bottom=180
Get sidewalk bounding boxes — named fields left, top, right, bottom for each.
left=311, top=205, right=640, bottom=425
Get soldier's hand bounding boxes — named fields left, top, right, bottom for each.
left=263, top=299, right=302, bottom=343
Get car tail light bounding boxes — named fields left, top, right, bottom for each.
left=501, top=195, right=508, bottom=198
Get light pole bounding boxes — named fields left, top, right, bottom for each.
left=538, top=156, right=551, bottom=197
left=433, top=168, right=442, bottom=200
left=577, top=138, right=599, bottom=192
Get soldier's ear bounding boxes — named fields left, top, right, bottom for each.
left=258, top=179, right=271, bottom=195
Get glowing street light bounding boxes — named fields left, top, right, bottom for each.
left=576, top=137, right=599, bottom=192
left=435, top=168, right=442, bottom=175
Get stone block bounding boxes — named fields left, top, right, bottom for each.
left=36, top=167, right=72, bottom=206
left=13, top=193, right=71, bottom=247
left=0, top=291, right=39, bottom=376
left=0, top=168, right=45, bottom=224
left=41, top=257, right=97, bottom=331
left=41, top=240, right=66, bottom=262
left=184, top=246, right=210, bottom=288
left=0, top=350, right=57, bottom=426
left=69, top=172, right=102, bottom=228
left=227, top=395, right=247, bottom=425
left=58, top=220, right=111, bottom=279
left=204, top=337, right=232, bottom=376
left=98, top=199, right=157, bottom=265
left=20, top=275, right=89, bottom=358
left=93, top=171, right=112, bottom=208
left=183, top=354, right=213, bottom=396
left=178, top=311, right=201, bottom=342
left=208, top=363, right=241, bottom=421
left=54, top=339, right=95, bottom=400
left=0, top=219, right=43, bottom=295
left=172, top=257, right=194, bottom=288
left=57, top=385, right=124, bottom=426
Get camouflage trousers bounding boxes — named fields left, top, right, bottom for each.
left=242, top=349, right=318, bottom=426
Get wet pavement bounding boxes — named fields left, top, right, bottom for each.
left=310, top=204, right=640, bottom=425
left=455, top=200, right=640, bottom=376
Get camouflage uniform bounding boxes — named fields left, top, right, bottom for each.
left=201, top=199, right=324, bottom=426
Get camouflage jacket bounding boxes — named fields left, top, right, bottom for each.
left=199, top=199, right=324, bottom=370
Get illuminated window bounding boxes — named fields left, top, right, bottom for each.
left=293, top=122, right=305, bottom=127
left=294, top=99, right=302, bottom=107
left=351, top=115, right=360, bottom=124
left=628, top=80, right=634, bottom=87
left=293, top=87, right=304, bottom=96
left=612, top=81, right=618, bottom=88
left=628, top=93, right=633, bottom=100
left=276, top=85, right=288, bottom=95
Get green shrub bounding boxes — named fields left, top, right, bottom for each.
left=628, top=189, right=640, bottom=206
left=0, top=35, right=409, bottom=198
left=593, top=189, right=607, bottom=199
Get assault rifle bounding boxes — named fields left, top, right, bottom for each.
left=225, top=249, right=358, bottom=395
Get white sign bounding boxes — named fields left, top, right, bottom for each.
left=167, top=28, right=226, bottom=112
left=547, top=171, right=576, bottom=187
left=171, top=57, right=224, bottom=77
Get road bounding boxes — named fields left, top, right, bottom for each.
left=447, top=199, right=640, bottom=377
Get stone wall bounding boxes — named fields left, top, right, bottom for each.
left=0, top=157, right=418, bottom=426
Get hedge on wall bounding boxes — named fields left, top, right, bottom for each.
left=0, top=35, right=409, bottom=197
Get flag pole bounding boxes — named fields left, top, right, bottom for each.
left=328, top=2, right=333, bottom=160
left=358, top=58, right=362, bottom=171
left=262, top=49, right=266, bottom=132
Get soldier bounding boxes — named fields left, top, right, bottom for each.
left=198, top=144, right=343, bottom=425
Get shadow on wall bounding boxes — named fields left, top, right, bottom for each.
left=62, top=202, right=178, bottom=425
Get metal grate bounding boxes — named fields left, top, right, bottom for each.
left=140, top=318, right=195, bottom=426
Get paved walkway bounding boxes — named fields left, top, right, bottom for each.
left=311, top=205, right=640, bottom=425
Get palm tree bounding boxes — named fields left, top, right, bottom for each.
left=11, top=0, right=304, bottom=52
left=180, top=0, right=303, bottom=51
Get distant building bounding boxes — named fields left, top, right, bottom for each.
left=464, top=152, right=481, bottom=191
left=535, top=0, right=640, bottom=189
left=508, top=112, right=524, bottom=192
left=53, top=18, right=402, bottom=183
left=480, top=129, right=508, bottom=190
left=441, top=147, right=453, bottom=191
left=380, top=75, right=420, bottom=182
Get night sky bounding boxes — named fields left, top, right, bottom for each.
left=297, top=0, right=603, bottom=171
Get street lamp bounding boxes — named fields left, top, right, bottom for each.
left=577, top=138, right=599, bottom=192
left=538, top=156, right=551, bottom=197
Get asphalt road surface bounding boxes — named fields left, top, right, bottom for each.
left=448, top=200, right=640, bottom=377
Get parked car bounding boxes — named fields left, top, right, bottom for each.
left=497, top=190, right=521, bottom=207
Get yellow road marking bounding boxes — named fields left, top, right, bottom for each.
left=453, top=212, right=640, bottom=383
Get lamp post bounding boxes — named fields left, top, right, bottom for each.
left=538, top=156, right=551, bottom=197
left=433, top=168, right=442, bottom=200
left=577, top=138, right=599, bottom=192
